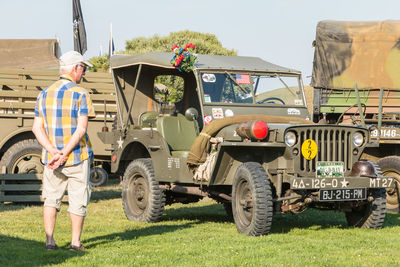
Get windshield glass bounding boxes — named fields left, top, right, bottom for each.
left=200, top=72, right=304, bottom=106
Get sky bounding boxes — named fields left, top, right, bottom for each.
left=1, top=0, right=400, bottom=84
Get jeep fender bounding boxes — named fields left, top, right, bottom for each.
left=111, top=129, right=170, bottom=174
left=208, top=143, right=286, bottom=186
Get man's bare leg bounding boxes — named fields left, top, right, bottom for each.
left=44, top=206, right=57, bottom=246
left=70, top=213, right=84, bottom=247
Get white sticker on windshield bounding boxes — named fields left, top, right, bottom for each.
left=204, top=94, right=211, bottom=103
left=202, top=73, right=216, bottom=83
left=288, top=108, right=301, bottom=115
left=225, top=109, right=234, bottom=117
left=294, top=99, right=303, bottom=105
left=212, top=108, right=224, bottom=119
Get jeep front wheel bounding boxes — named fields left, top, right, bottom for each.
left=345, top=188, right=386, bottom=229
left=377, top=156, right=400, bottom=212
left=122, top=159, right=165, bottom=222
left=232, top=162, right=273, bottom=236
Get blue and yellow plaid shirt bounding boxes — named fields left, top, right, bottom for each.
left=34, top=74, right=95, bottom=166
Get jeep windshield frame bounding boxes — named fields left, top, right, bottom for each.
left=199, top=71, right=306, bottom=107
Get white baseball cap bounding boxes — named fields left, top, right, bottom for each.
left=59, top=50, right=93, bottom=67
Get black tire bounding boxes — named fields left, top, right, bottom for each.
left=232, top=162, right=273, bottom=236
left=122, top=159, right=165, bottom=222
left=345, top=188, right=386, bottom=229
left=90, top=167, right=108, bottom=187
left=0, top=139, right=43, bottom=174
left=377, top=156, right=400, bottom=212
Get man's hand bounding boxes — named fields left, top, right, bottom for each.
left=46, top=149, right=63, bottom=170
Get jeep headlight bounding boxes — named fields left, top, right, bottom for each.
left=285, top=131, right=297, bottom=147
left=352, top=132, right=364, bottom=147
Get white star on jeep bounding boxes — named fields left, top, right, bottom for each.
left=341, top=178, right=348, bottom=188
left=117, top=136, right=124, bottom=149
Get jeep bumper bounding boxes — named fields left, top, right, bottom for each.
left=290, top=176, right=395, bottom=190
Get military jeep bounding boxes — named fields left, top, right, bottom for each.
left=98, top=52, right=394, bottom=236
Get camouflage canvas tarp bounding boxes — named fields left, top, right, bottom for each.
left=0, top=39, right=59, bottom=69
left=311, top=20, right=400, bottom=90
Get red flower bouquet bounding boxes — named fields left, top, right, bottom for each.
left=170, top=43, right=197, bottom=72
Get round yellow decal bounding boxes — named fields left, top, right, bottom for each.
left=301, top=139, right=318, bottom=160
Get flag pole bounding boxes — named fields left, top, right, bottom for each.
left=109, top=22, right=113, bottom=72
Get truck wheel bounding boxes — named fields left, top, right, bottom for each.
left=0, top=139, right=43, bottom=174
left=90, top=167, right=108, bottom=187
left=122, top=159, right=165, bottom=222
left=345, top=188, right=386, bottom=229
left=232, top=162, right=273, bottom=236
left=377, top=156, right=400, bottom=212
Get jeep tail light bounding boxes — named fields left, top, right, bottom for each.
left=112, top=154, right=117, bottom=162
left=236, top=120, right=269, bottom=140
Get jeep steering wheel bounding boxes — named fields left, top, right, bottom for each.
left=257, top=97, right=285, bottom=105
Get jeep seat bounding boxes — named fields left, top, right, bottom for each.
left=156, top=113, right=198, bottom=158
left=139, top=111, right=159, bottom=128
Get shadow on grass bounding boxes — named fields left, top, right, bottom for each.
left=162, top=203, right=230, bottom=223
left=0, top=203, right=41, bottom=212
left=161, top=202, right=400, bottom=234
left=270, top=209, right=347, bottom=233
left=86, top=222, right=197, bottom=249
left=384, top=211, right=400, bottom=227
left=0, top=235, right=83, bottom=266
left=162, top=203, right=348, bottom=233
left=90, top=189, right=121, bottom=202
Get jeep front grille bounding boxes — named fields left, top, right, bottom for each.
left=291, top=126, right=366, bottom=177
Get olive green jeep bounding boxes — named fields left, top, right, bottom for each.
left=98, top=52, right=395, bottom=236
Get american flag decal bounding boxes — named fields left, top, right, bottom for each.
left=236, top=74, right=250, bottom=84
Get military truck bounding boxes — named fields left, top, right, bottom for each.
left=0, top=68, right=117, bottom=187
left=0, top=39, right=118, bottom=190
left=311, top=20, right=400, bottom=212
left=99, top=52, right=394, bottom=236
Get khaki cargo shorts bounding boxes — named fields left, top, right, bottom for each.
left=42, top=159, right=91, bottom=216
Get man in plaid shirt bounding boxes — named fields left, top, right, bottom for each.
left=32, top=51, right=95, bottom=251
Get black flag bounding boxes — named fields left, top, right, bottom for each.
left=73, top=0, right=87, bottom=55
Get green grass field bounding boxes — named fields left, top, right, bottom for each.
left=1, top=181, right=400, bottom=267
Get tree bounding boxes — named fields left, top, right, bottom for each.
left=89, top=30, right=237, bottom=72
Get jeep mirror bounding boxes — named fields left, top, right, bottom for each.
left=185, top=107, right=199, bottom=121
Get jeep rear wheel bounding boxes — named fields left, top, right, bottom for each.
left=0, top=139, right=43, bottom=174
left=377, top=156, right=400, bottom=212
left=345, top=188, right=386, bottom=229
left=122, top=159, right=165, bottom=222
left=232, top=162, right=273, bottom=236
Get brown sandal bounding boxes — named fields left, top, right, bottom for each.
left=45, top=244, right=59, bottom=251
left=69, top=244, right=85, bottom=251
